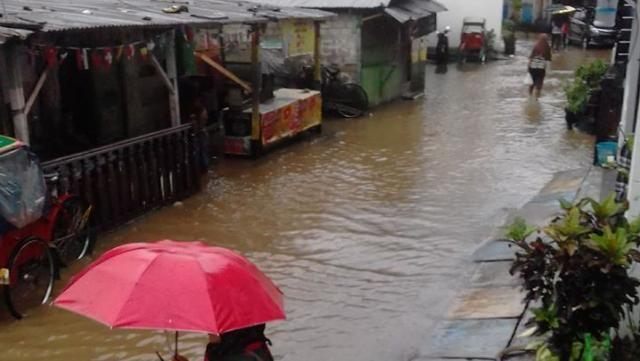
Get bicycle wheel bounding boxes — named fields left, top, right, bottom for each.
left=336, top=83, right=369, bottom=118
left=52, top=197, right=93, bottom=267
left=4, top=237, right=55, bottom=319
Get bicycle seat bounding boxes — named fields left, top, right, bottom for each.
left=325, top=65, right=340, bottom=77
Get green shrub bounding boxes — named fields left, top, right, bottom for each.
left=565, top=81, right=590, bottom=114
left=564, top=60, right=608, bottom=114
left=506, top=195, right=640, bottom=360
left=575, top=60, right=608, bottom=88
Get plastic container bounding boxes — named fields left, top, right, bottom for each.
left=595, top=141, right=617, bottom=167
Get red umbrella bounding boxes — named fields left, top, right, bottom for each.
left=54, top=240, right=285, bottom=335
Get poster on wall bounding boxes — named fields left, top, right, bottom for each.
left=280, top=20, right=315, bottom=57
left=222, top=25, right=252, bottom=62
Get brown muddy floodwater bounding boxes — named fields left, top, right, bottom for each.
left=0, top=40, right=609, bottom=361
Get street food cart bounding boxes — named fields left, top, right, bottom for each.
left=223, top=88, right=322, bottom=156
left=212, top=18, right=325, bottom=157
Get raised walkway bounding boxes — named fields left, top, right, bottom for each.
left=417, top=166, right=616, bottom=361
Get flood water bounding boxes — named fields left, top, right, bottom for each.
left=0, top=40, right=609, bottom=361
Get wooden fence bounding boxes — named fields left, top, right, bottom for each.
left=42, top=124, right=203, bottom=231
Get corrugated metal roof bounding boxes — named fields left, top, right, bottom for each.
left=385, top=0, right=446, bottom=23
left=0, top=26, right=32, bottom=44
left=229, top=0, right=391, bottom=9
left=231, top=0, right=446, bottom=10
left=0, top=0, right=332, bottom=33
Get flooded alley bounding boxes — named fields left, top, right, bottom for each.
left=0, top=41, right=608, bottom=361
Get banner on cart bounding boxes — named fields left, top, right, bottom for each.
left=261, top=95, right=321, bottom=146
left=261, top=102, right=300, bottom=145
left=298, top=94, right=321, bottom=130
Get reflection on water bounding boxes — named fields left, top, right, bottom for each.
left=0, top=40, right=607, bottom=361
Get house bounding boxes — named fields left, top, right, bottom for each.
left=0, top=0, right=331, bottom=230
left=429, top=0, right=504, bottom=49
left=230, top=0, right=447, bottom=106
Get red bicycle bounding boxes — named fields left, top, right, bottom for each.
left=0, top=135, right=94, bottom=319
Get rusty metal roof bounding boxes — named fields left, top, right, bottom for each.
left=235, top=0, right=446, bottom=11
left=0, top=0, right=332, bottom=33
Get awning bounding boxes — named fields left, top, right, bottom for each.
left=0, top=26, right=32, bottom=44
left=544, top=4, right=577, bottom=16
left=384, top=0, right=447, bottom=24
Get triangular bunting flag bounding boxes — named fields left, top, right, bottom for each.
left=115, top=46, right=124, bottom=62
left=90, top=49, right=103, bottom=70
left=125, top=44, right=135, bottom=60
left=139, top=46, right=149, bottom=61
left=103, top=48, right=113, bottom=69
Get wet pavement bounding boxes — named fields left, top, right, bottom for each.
left=0, top=40, right=608, bottom=361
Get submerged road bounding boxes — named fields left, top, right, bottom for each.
left=0, top=40, right=608, bottom=361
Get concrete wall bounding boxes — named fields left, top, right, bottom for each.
left=319, top=14, right=361, bottom=81
left=428, top=0, right=504, bottom=48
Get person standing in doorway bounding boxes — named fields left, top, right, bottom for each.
left=528, top=34, right=552, bottom=99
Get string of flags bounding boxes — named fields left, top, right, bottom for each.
left=32, top=38, right=161, bottom=71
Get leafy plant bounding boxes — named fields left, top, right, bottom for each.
left=506, top=217, right=537, bottom=243
left=575, top=60, right=608, bottom=89
left=503, top=19, right=516, bottom=40
left=565, top=81, right=590, bottom=114
left=588, top=227, right=633, bottom=266
left=506, top=194, right=640, bottom=360
left=564, top=60, right=608, bottom=115
left=588, top=194, right=626, bottom=225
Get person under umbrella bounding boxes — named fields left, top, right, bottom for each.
left=54, top=241, right=285, bottom=361
left=173, top=324, right=274, bottom=361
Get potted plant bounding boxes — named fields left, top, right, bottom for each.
left=506, top=195, right=640, bottom=360
left=564, top=60, right=608, bottom=130
left=564, top=80, right=589, bottom=130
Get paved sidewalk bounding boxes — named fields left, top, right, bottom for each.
left=417, top=167, right=616, bottom=361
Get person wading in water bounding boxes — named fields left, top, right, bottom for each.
left=528, top=34, right=552, bottom=99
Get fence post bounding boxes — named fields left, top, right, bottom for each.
left=5, top=44, right=29, bottom=144
left=166, top=30, right=181, bottom=126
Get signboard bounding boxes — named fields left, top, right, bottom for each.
left=280, top=20, right=315, bottom=56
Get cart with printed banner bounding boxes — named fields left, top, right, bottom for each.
left=223, top=88, right=322, bottom=156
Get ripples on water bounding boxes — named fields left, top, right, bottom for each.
left=0, top=41, right=604, bottom=361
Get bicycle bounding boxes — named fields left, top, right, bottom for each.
left=298, top=64, right=369, bottom=118
left=0, top=136, right=94, bottom=319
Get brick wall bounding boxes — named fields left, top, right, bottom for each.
left=319, top=14, right=361, bottom=82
